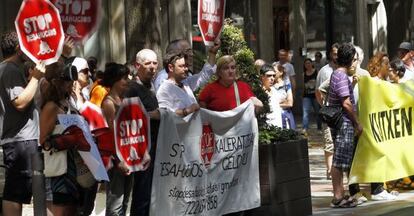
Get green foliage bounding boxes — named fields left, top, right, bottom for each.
left=259, top=125, right=300, bottom=145
left=219, top=21, right=300, bottom=143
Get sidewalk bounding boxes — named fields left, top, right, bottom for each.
left=307, top=126, right=414, bottom=216
left=11, top=122, right=414, bottom=215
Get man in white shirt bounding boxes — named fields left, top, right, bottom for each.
left=397, top=42, right=414, bottom=82
left=275, top=49, right=296, bottom=94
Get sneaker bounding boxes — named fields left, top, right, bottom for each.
left=351, top=192, right=368, bottom=205
left=371, top=190, right=397, bottom=201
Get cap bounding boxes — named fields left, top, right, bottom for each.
left=72, top=57, right=90, bottom=75
left=398, top=42, right=413, bottom=51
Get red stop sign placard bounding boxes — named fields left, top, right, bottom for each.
left=50, top=0, right=101, bottom=44
left=15, top=0, right=64, bottom=65
left=198, top=0, right=226, bottom=46
left=114, top=97, right=151, bottom=172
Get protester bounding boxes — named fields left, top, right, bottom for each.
left=259, top=63, right=282, bottom=127
left=271, top=62, right=295, bottom=129
left=397, top=42, right=414, bottom=82
left=0, top=31, right=44, bottom=216
left=101, top=63, right=133, bottom=216
left=39, top=61, right=92, bottom=215
left=302, top=58, right=321, bottom=136
left=315, top=43, right=339, bottom=180
left=125, top=49, right=160, bottom=216
left=89, top=69, right=108, bottom=107
left=199, top=55, right=263, bottom=111
left=275, top=49, right=296, bottom=94
left=328, top=43, right=362, bottom=208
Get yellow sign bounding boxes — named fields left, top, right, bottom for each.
left=349, top=77, right=414, bottom=184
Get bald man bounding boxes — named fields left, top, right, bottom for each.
left=125, top=49, right=160, bottom=216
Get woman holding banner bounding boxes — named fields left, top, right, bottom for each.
left=39, top=61, right=92, bottom=215
left=198, top=55, right=263, bottom=111
left=100, top=63, right=133, bottom=216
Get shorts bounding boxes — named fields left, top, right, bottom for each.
left=2, top=140, right=38, bottom=204
left=331, top=121, right=355, bottom=171
left=323, top=126, right=334, bottom=153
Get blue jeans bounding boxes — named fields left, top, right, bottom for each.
left=302, top=97, right=322, bottom=130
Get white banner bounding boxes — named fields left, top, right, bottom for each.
left=151, top=100, right=260, bottom=216
left=57, top=114, right=109, bottom=181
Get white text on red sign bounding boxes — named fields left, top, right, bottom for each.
left=24, top=13, right=57, bottom=42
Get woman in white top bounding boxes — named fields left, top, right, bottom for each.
left=272, top=63, right=295, bottom=129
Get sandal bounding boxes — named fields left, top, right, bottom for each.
left=330, top=195, right=357, bottom=208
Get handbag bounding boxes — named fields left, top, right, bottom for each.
left=43, top=125, right=67, bottom=177
left=318, top=75, right=344, bottom=129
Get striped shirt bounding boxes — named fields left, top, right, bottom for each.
left=328, top=69, right=355, bottom=121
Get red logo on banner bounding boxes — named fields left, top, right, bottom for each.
left=200, top=124, right=215, bottom=168
left=198, top=0, right=226, bottom=46
left=50, top=0, right=101, bottom=44
left=15, top=0, right=64, bottom=65
left=114, top=97, right=151, bottom=172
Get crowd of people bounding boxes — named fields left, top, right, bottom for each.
left=1, top=25, right=414, bottom=215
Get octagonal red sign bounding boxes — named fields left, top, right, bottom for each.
left=15, top=0, right=64, bottom=65
left=50, top=0, right=101, bottom=44
left=198, top=0, right=226, bottom=46
left=114, top=97, right=151, bottom=172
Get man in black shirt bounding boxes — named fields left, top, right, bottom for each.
left=125, top=49, right=159, bottom=216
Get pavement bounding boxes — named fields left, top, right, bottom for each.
left=2, top=121, right=414, bottom=215
left=306, top=126, right=414, bottom=216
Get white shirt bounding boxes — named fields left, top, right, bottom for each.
left=156, top=80, right=197, bottom=112
left=266, top=87, right=283, bottom=127
left=400, top=66, right=414, bottom=83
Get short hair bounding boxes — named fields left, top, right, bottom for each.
left=216, top=55, right=236, bottom=76
left=259, top=63, right=275, bottom=75
left=336, top=43, right=356, bottom=67
left=163, top=51, right=185, bottom=73
left=101, top=62, right=129, bottom=87
left=135, top=49, right=157, bottom=64
left=331, top=43, right=340, bottom=50
left=390, top=58, right=406, bottom=78
left=278, top=49, right=288, bottom=55
left=1, top=31, right=19, bottom=58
